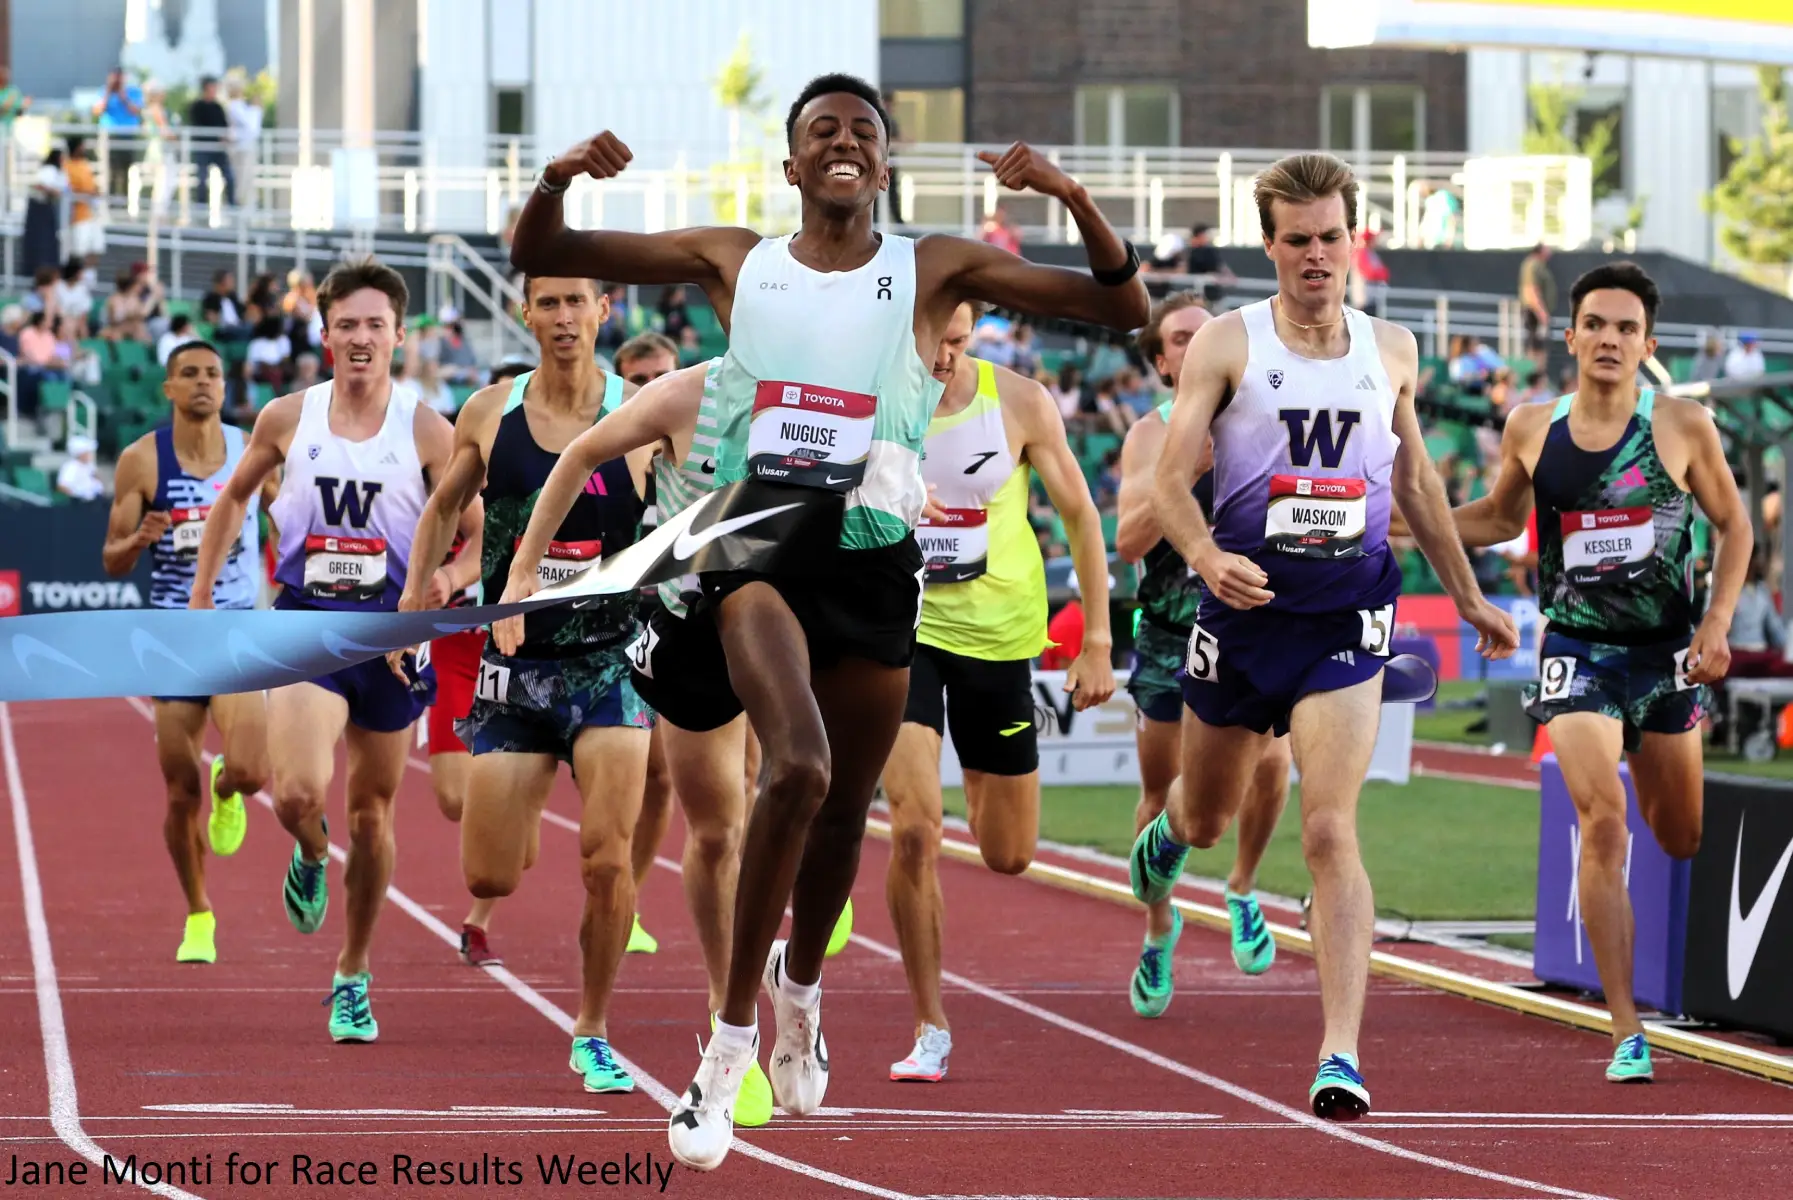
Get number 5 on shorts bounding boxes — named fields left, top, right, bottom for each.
left=1539, top=656, right=1576, bottom=702
left=1185, top=622, right=1220, bottom=683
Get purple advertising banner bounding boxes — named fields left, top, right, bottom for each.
left=1532, top=755, right=1689, bottom=1015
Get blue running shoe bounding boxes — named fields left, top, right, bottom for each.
left=324, top=972, right=378, bottom=1043
left=1226, top=890, right=1275, bottom=975
left=1129, top=813, right=1190, bottom=906
left=570, top=1036, right=636, bottom=1093
left=1310, top=1053, right=1370, bottom=1120
left=1130, top=909, right=1183, bottom=1018
left=1606, top=1033, right=1653, bottom=1082
left=283, top=818, right=328, bottom=935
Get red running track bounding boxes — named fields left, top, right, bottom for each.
left=1, top=697, right=1787, bottom=1200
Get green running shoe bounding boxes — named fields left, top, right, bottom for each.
left=207, top=755, right=247, bottom=856
left=1226, top=889, right=1275, bottom=974
left=1310, top=1052, right=1370, bottom=1121
left=826, top=897, right=854, bottom=958
left=569, top=1036, right=636, bottom=1094
left=282, top=827, right=328, bottom=935
left=325, top=972, right=378, bottom=1043
left=626, top=913, right=658, bottom=954
left=1606, top=1033, right=1653, bottom=1083
left=1130, top=909, right=1183, bottom=1018
left=1129, top=813, right=1189, bottom=906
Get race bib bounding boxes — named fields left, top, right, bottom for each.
left=302, top=534, right=388, bottom=602
left=917, top=508, right=990, bottom=583
left=1264, top=475, right=1367, bottom=559
left=1560, top=507, right=1653, bottom=588
left=476, top=659, right=511, bottom=704
left=747, top=380, right=876, bottom=492
left=1539, top=655, right=1576, bottom=702
left=626, top=622, right=660, bottom=680
left=1185, top=621, right=1220, bottom=683
left=1359, top=604, right=1393, bottom=656
left=525, top=537, right=602, bottom=590
left=168, top=506, right=211, bottom=555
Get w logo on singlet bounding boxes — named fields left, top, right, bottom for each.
left=316, top=477, right=383, bottom=527
left=1279, top=409, right=1361, bottom=470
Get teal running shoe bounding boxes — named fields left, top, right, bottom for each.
left=1130, top=909, right=1184, bottom=1018
left=1129, top=813, right=1189, bottom=906
left=1606, top=1033, right=1653, bottom=1083
left=1310, top=1053, right=1370, bottom=1121
left=1226, top=889, right=1275, bottom=974
left=569, top=1036, right=636, bottom=1094
left=325, top=972, right=378, bottom=1043
left=283, top=822, right=328, bottom=935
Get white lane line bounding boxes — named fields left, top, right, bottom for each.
left=2, top=702, right=206, bottom=1200
left=121, top=698, right=917, bottom=1200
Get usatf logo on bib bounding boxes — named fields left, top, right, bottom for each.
left=749, top=379, right=877, bottom=493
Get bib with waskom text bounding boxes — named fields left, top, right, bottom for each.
left=917, top=508, right=990, bottom=583
left=747, top=380, right=876, bottom=492
left=1560, top=507, right=1653, bottom=588
left=1264, top=475, right=1367, bottom=559
left=523, top=537, right=602, bottom=590
left=169, top=506, right=211, bottom=556
left=302, top=534, right=388, bottom=602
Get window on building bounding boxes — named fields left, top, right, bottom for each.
left=1573, top=86, right=1626, bottom=197
left=1322, top=86, right=1425, bottom=156
left=1074, top=86, right=1179, bottom=148
left=1712, top=84, right=1759, bottom=184
left=881, top=0, right=963, bottom=38
left=494, top=88, right=527, bottom=137
left=888, top=88, right=964, bottom=145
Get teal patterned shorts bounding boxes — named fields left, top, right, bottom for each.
left=1127, top=620, right=1189, bottom=725
left=1524, top=630, right=1708, bottom=753
left=458, top=644, right=654, bottom=763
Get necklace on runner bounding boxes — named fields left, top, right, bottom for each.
left=1274, top=296, right=1344, bottom=330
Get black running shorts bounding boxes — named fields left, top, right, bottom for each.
left=628, top=603, right=744, bottom=734
left=903, top=641, right=1041, bottom=776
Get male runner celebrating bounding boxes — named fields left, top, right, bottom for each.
left=192, top=258, right=449, bottom=1043
left=496, top=359, right=781, bottom=1124
left=1438, top=261, right=1748, bottom=1082
left=1129, top=154, right=1516, bottom=1120
left=103, top=339, right=271, bottom=964
left=882, top=300, right=1114, bottom=1082
left=1115, top=293, right=1288, bottom=1016
left=511, top=73, right=1147, bottom=1170
left=402, top=275, right=667, bottom=1097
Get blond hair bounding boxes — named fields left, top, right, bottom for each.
left=1135, top=291, right=1206, bottom=363
left=1254, top=153, right=1358, bottom=240
left=614, top=331, right=678, bottom=371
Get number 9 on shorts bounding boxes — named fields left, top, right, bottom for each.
left=1539, top=655, right=1576, bottom=703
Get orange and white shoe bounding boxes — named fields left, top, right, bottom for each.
left=890, top=1024, right=951, bottom=1082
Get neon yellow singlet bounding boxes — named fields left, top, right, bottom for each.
left=916, top=359, right=1048, bottom=661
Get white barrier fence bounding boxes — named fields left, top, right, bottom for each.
left=939, top=670, right=1417, bottom=788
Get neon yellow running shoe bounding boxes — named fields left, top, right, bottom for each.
left=176, top=911, right=216, bottom=964
left=825, top=898, right=853, bottom=958
left=626, top=913, right=658, bottom=954
left=712, top=1013, right=773, bottom=1127
left=207, top=755, right=247, bottom=857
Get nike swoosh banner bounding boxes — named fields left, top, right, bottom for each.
left=0, top=481, right=836, bottom=702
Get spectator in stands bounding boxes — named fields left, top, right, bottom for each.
left=226, top=75, right=262, bottom=212
left=55, top=434, right=105, bottom=502
left=1039, top=580, right=1086, bottom=670
left=979, top=205, right=1022, bottom=255
left=1351, top=228, right=1391, bottom=316
left=1517, top=370, right=1553, bottom=407
left=245, top=314, right=291, bottom=389
left=614, top=331, right=679, bottom=386
left=0, top=305, right=21, bottom=359
left=284, top=271, right=322, bottom=348
left=186, top=76, right=235, bottom=206
left=53, top=259, right=92, bottom=341
left=201, top=270, right=249, bottom=341
left=92, top=67, right=143, bottom=196
left=1114, top=365, right=1155, bottom=420
left=1691, top=330, right=1727, bottom=383
left=402, top=324, right=456, bottom=417
left=676, top=323, right=704, bottom=366
left=435, top=308, right=482, bottom=384
left=1419, top=183, right=1461, bottom=248
left=596, top=284, right=630, bottom=355
left=21, top=266, right=59, bottom=324
left=62, top=138, right=103, bottom=260
left=1053, top=363, right=1085, bottom=427
left=0, top=66, right=29, bottom=143
left=17, top=310, right=66, bottom=375
left=1181, top=224, right=1235, bottom=305
left=1086, top=377, right=1132, bottom=436
left=1011, top=322, right=1039, bottom=377
left=1448, top=335, right=1490, bottom=395
left=135, top=83, right=172, bottom=216
left=970, top=311, right=1016, bottom=368
left=156, top=314, right=194, bottom=365
left=107, top=262, right=165, bottom=343
left=1726, top=331, right=1767, bottom=381
left=657, top=286, right=690, bottom=341
left=1728, top=549, right=1787, bottom=664
left=291, top=352, right=322, bottom=391
left=1518, top=243, right=1557, bottom=374
left=22, top=149, right=65, bottom=275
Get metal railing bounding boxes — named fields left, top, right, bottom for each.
left=425, top=234, right=533, bottom=364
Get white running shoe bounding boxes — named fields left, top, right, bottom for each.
left=890, top=1023, right=952, bottom=1082
left=667, top=1029, right=758, bottom=1172
left=762, top=939, right=829, bottom=1115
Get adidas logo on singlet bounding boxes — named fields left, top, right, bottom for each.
left=1355, top=375, right=1378, bottom=391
